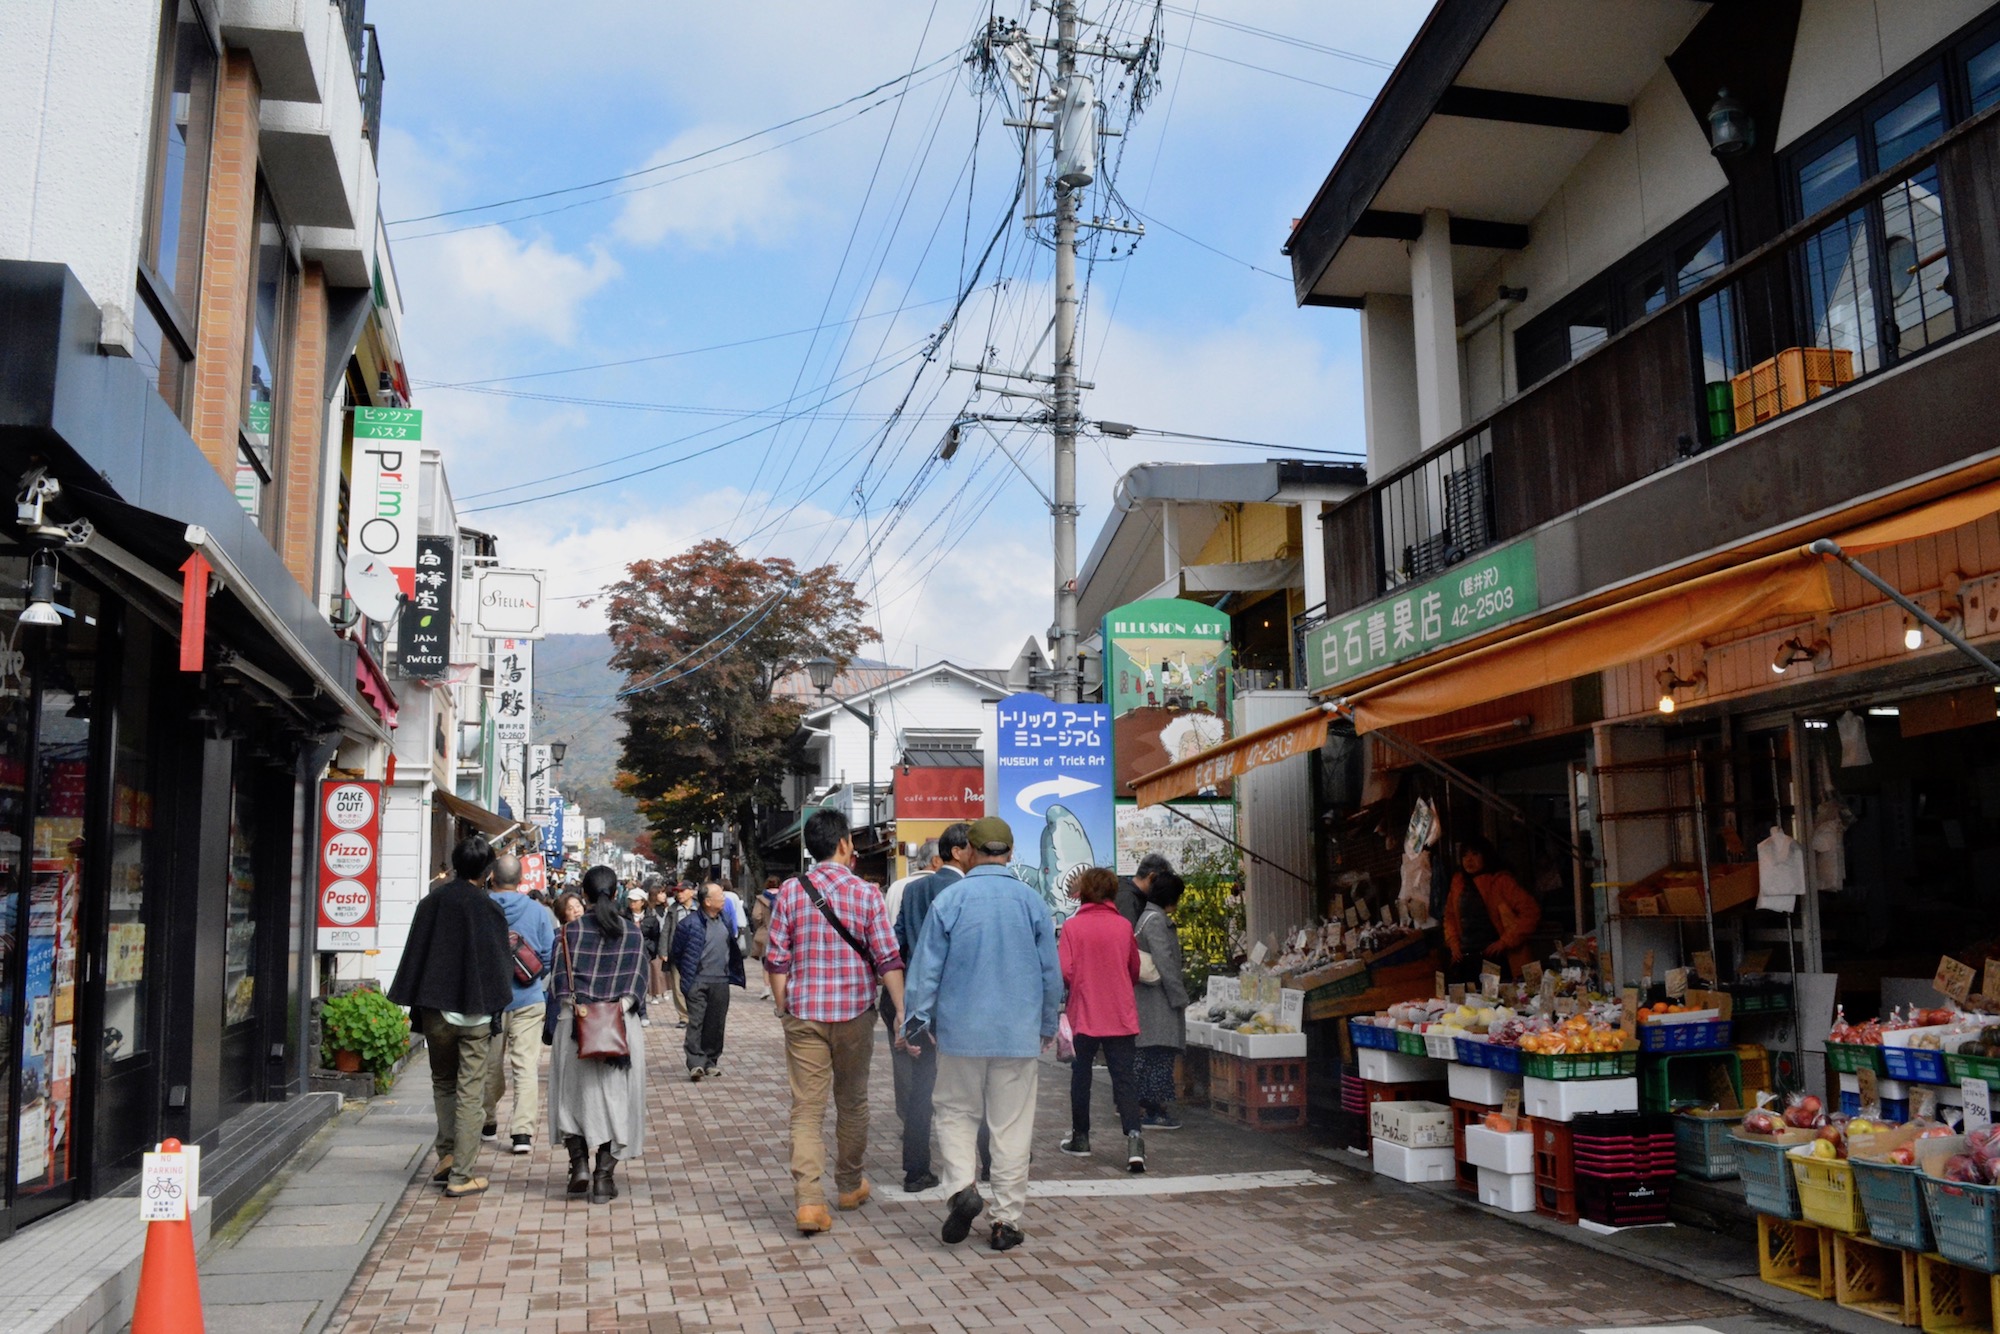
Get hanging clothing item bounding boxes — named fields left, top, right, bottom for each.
left=1837, top=711, right=1872, bottom=768
left=1757, top=826, right=1808, bottom=912
left=1399, top=798, right=1439, bottom=922
left=1811, top=798, right=1856, bottom=891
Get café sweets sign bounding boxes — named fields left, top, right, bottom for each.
left=1306, top=539, right=1538, bottom=692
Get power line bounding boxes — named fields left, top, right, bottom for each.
left=1179, top=44, right=1378, bottom=100
left=386, top=51, right=963, bottom=226
left=1157, top=4, right=1393, bottom=71
left=1130, top=207, right=1289, bottom=281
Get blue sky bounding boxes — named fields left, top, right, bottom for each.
left=371, top=1, right=1429, bottom=667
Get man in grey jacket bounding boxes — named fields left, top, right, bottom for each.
left=1132, top=871, right=1190, bottom=1130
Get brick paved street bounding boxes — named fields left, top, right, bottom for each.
left=328, top=1002, right=1752, bottom=1334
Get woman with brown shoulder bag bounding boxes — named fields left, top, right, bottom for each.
left=550, top=865, right=649, bottom=1203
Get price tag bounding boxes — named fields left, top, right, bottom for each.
left=1295, top=929, right=1309, bottom=950
left=1643, top=949, right=1656, bottom=979
left=1621, top=986, right=1640, bottom=1030
left=1344, top=906, right=1359, bottom=927
left=1379, top=903, right=1394, bottom=925
left=140, top=1148, right=189, bottom=1222
left=1522, top=962, right=1544, bottom=992
left=1249, top=940, right=1269, bottom=966
left=1666, top=967, right=1689, bottom=1000
left=1857, top=1066, right=1879, bottom=1110
left=1692, top=951, right=1717, bottom=986
left=1279, top=989, right=1304, bottom=1031
left=1540, top=970, right=1559, bottom=1003
left=1966, top=1078, right=1993, bottom=1135
left=1343, top=929, right=1359, bottom=952
left=1985, top=961, right=2000, bottom=1005
left=1435, top=970, right=1447, bottom=999
left=1332, top=894, right=1345, bottom=920
left=1937, top=956, right=1976, bottom=1006
left=1556, top=997, right=1579, bottom=1016
left=1480, top=969, right=1501, bottom=1000
left=1501, top=1088, right=1522, bottom=1123
left=1448, top=983, right=1467, bottom=1004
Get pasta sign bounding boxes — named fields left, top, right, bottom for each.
left=315, top=780, right=381, bottom=952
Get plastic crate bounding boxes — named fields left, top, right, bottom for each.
left=1212, top=1055, right=1306, bottom=1130
left=1946, top=1050, right=2000, bottom=1085
left=1641, top=1051, right=1743, bottom=1114
left=1842, top=1089, right=1913, bottom=1123
left=1638, top=1018, right=1733, bottom=1053
left=1830, top=1042, right=1890, bottom=1075
left=1395, top=1029, right=1427, bottom=1057
left=1675, top=1112, right=1743, bottom=1181
left=1739, top=1135, right=1806, bottom=1219
left=1759, top=1213, right=1835, bottom=1299
left=1885, top=1045, right=1952, bottom=1086
left=1577, top=1172, right=1673, bottom=1228
left=1852, top=1157, right=1935, bottom=1252
left=1535, top=1120, right=1576, bottom=1194
left=1520, top=1050, right=1640, bottom=1080
left=1734, top=986, right=1792, bottom=1015
left=1919, top=1253, right=1998, bottom=1334
left=1304, top=970, right=1371, bottom=1005
left=1426, top=1029, right=1464, bottom=1061
left=1731, top=345, right=1857, bottom=431
left=1834, top=1232, right=1920, bottom=1327
left=1351, top=1020, right=1399, bottom=1052
left=1923, top=1174, right=2000, bottom=1273
left=1456, top=1037, right=1525, bottom=1074
left=1536, top=1180, right=1579, bottom=1224
left=1791, top=1150, right=1868, bottom=1234
left=1340, top=1073, right=1368, bottom=1115
left=1737, top=1044, right=1773, bottom=1100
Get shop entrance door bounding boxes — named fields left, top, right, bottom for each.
left=217, top=756, right=264, bottom=1112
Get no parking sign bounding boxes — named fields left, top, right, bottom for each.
left=315, top=780, right=381, bottom=951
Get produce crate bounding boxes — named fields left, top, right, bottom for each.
left=1918, top=1253, right=1997, bottom=1334
left=1211, top=1055, right=1306, bottom=1130
left=1731, top=345, right=1856, bottom=431
left=1456, top=1036, right=1525, bottom=1074
left=1451, top=1098, right=1486, bottom=1195
left=1573, top=1114, right=1678, bottom=1178
left=1759, top=1213, right=1835, bottom=1299
left=1340, top=1072, right=1368, bottom=1115
left=1577, top=1172, right=1674, bottom=1228
left=1885, top=1045, right=1952, bottom=1086
left=1396, top=1029, right=1427, bottom=1057
left=1536, top=1181, right=1579, bottom=1224
left=1792, top=1150, right=1869, bottom=1234
left=1835, top=1232, right=1921, bottom=1327
left=1641, top=1051, right=1743, bottom=1114
left=1735, top=986, right=1792, bottom=1015
left=1675, top=1112, right=1743, bottom=1181
left=1738, top=1044, right=1774, bottom=1100
left=1351, top=1019, right=1399, bottom=1052
left=1830, top=1042, right=1890, bottom=1076
left=1520, top=1050, right=1640, bottom=1080
left=1922, top=1174, right=2000, bottom=1273
left=1853, top=1158, right=1935, bottom=1252
left=1946, top=1050, right=2000, bottom=1085
left=1639, top=1018, right=1733, bottom=1053
left=1535, top=1119, right=1576, bottom=1194
left=1357, top=1077, right=1449, bottom=1112
left=1426, top=1029, right=1464, bottom=1061
left=1740, top=1135, right=1806, bottom=1220
left=1844, top=1090, right=1914, bottom=1123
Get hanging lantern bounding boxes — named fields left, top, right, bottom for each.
left=1707, top=88, right=1754, bottom=158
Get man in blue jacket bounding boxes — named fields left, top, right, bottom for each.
left=670, top=882, right=745, bottom=1080
left=902, top=816, right=1062, bottom=1253
left=482, top=853, right=556, bottom=1155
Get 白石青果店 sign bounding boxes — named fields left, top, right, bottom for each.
left=315, top=780, right=381, bottom=952
left=1305, top=539, right=1539, bottom=692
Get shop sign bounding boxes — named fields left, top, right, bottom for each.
left=518, top=853, right=547, bottom=895
left=346, top=409, right=422, bottom=621
left=1103, top=597, right=1231, bottom=798
left=541, top=798, right=566, bottom=867
left=996, top=692, right=1112, bottom=923
left=1305, top=538, right=1539, bottom=693
left=472, top=567, right=545, bottom=639
left=894, top=766, right=984, bottom=820
left=315, top=780, right=381, bottom=951
left=527, top=743, right=553, bottom=819
left=493, top=639, right=532, bottom=746
left=397, top=536, right=454, bottom=679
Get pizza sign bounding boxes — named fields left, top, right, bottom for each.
left=315, top=780, right=381, bottom=951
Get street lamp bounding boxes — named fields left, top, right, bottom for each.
left=804, top=656, right=879, bottom=833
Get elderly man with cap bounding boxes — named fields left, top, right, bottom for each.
left=483, top=851, right=557, bottom=1154
left=901, top=815, right=1062, bottom=1253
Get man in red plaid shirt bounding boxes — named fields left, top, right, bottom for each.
left=763, top=808, right=906, bottom=1235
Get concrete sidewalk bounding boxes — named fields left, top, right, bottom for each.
left=194, top=1066, right=434, bottom=1334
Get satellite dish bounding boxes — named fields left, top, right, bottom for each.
left=346, top=556, right=402, bottom=621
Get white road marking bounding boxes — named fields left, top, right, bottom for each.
left=888, top=1168, right=1336, bottom=1203
left=1581, top=1326, right=1731, bottom=1334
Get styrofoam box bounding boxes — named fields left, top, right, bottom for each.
left=1449, top=1062, right=1522, bottom=1106
left=1463, top=1124, right=1534, bottom=1175
left=1373, top=1138, right=1456, bottom=1183
left=1522, top=1076, right=1638, bottom=1122
left=1838, top=1072, right=1913, bottom=1099
left=1240, top=1031, right=1308, bottom=1059
left=1186, top=1020, right=1214, bottom=1049
left=1370, top=1100, right=1455, bottom=1149
left=1478, top=1166, right=1536, bottom=1213
left=1359, top=1048, right=1448, bottom=1084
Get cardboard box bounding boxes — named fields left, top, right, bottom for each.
left=1370, top=1100, right=1455, bottom=1149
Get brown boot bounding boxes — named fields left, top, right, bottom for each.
left=837, top=1178, right=872, bottom=1211
left=795, top=1204, right=833, bottom=1234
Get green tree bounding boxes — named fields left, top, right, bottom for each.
left=607, top=539, right=876, bottom=886
left=1174, top=841, right=1245, bottom=994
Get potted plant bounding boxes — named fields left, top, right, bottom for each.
left=320, top=986, right=412, bottom=1090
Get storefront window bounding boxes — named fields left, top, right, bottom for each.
left=102, top=618, right=157, bottom=1068
left=144, top=0, right=217, bottom=307
left=224, top=778, right=258, bottom=1028
left=18, top=583, right=99, bottom=1200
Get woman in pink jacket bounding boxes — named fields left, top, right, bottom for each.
left=1058, top=867, right=1147, bottom=1172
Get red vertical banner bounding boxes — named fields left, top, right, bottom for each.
left=178, top=551, right=210, bottom=672
left=315, top=780, right=381, bottom=952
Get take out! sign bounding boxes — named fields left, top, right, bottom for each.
left=316, top=780, right=381, bottom=952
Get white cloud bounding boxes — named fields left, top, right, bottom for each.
left=417, top=226, right=620, bottom=347
left=612, top=128, right=801, bottom=250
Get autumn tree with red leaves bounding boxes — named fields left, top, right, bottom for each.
left=606, top=539, right=876, bottom=884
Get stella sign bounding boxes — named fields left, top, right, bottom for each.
left=472, top=567, right=545, bottom=639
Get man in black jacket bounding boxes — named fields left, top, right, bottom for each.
left=388, top=834, right=515, bottom=1198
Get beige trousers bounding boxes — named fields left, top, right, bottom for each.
left=934, top=1053, right=1039, bottom=1227
left=481, top=1002, right=546, bottom=1138
left=780, top=1011, right=876, bottom=1208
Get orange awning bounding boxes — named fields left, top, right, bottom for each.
left=1133, top=705, right=1333, bottom=808
left=1338, top=476, right=2000, bottom=734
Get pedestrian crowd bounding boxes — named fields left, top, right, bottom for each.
left=384, top=811, right=1190, bottom=1253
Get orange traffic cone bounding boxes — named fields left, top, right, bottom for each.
left=131, top=1138, right=203, bottom=1333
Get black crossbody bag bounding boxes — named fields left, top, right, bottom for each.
left=798, top=868, right=876, bottom=967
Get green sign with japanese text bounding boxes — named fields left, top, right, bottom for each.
left=1305, top=539, right=1538, bottom=692
left=352, top=406, right=422, bottom=441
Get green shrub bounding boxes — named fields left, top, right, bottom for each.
left=320, top=986, right=411, bottom=1089
left=1174, top=842, right=1244, bottom=995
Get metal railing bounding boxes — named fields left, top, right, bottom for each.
left=335, top=0, right=366, bottom=79
left=1317, top=103, right=2000, bottom=620
left=360, top=25, right=384, bottom=162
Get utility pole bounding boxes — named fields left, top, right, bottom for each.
left=959, top=5, right=1155, bottom=704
